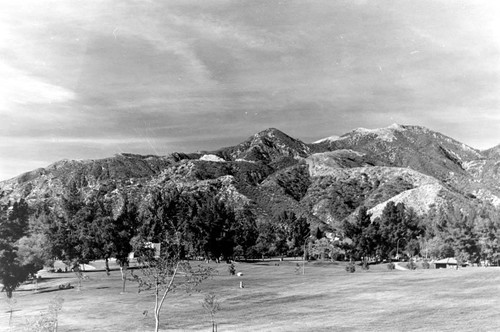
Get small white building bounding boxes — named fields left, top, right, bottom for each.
left=434, top=258, right=458, bottom=269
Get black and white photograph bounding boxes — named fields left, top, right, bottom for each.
left=1, top=1, right=499, bottom=331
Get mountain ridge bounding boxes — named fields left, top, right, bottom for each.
left=1, top=124, right=499, bottom=235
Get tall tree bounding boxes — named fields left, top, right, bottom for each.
left=0, top=199, right=31, bottom=299
left=111, top=197, right=139, bottom=292
left=476, top=213, right=500, bottom=265
left=343, top=206, right=378, bottom=260
left=233, top=207, right=258, bottom=259
left=138, top=188, right=189, bottom=258
left=187, top=195, right=236, bottom=261
left=286, top=213, right=310, bottom=258
left=376, top=202, right=423, bottom=259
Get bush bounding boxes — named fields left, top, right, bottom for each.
left=228, top=262, right=235, bottom=276
left=345, top=262, right=356, bottom=273
left=387, top=262, right=395, bottom=270
left=406, top=261, right=417, bottom=270
left=422, top=259, right=430, bottom=269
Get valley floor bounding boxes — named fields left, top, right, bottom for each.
left=1, top=260, right=499, bottom=331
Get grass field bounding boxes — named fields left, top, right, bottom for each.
left=1, top=260, right=499, bottom=331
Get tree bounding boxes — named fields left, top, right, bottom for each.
left=445, top=207, right=480, bottom=264
left=0, top=199, right=31, bottom=299
left=254, top=222, right=277, bottom=258
left=233, top=207, right=259, bottom=260
left=62, top=196, right=139, bottom=292
left=202, top=293, right=220, bottom=332
left=2, top=199, right=29, bottom=241
left=286, top=213, right=310, bottom=258
left=0, top=246, right=29, bottom=298
left=311, top=237, right=330, bottom=260
left=474, top=207, right=500, bottom=265
left=46, top=184, right=81, bottom=262
left=131, top=244, right=213, bottom=332
left=343, top=206, right=378, bottom=260
left=187, top=195, right=237, bottom=261
left=16, top=233, right=52, bottom=276
left=312, top=226, right=324, bottom=241
left=45, top=185, right=99, bottom=290
left=271, top=211, right=310, bottom=258
left=101, top=197, right=139, bottom=293
left=376, top=202, right=424, bottom=259
left=138, top=188, right=190, bottom=259
left=26, top=295, right=64, bottom=331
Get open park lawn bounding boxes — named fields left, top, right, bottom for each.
left=1, top=260, right=499, bottom=331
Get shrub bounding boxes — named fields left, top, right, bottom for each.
left=228, top=262, right=235, bottom=276
left=406, top=261, right=417, bottom=270
left=387, top=262, right=395, bottom=270
left=422, top=259, right=430, bottom=269
left=345, top=262, right=356, bottom=273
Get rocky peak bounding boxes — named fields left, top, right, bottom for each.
left=215, top=128, right=310, bottom=164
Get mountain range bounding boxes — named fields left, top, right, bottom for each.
left=1, top=124, right=499, bottom=232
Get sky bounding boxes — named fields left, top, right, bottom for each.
left=1, top=0, right=499, bottom=180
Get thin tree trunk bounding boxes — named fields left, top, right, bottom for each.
left=7, top=296, right=15, bottom=328
left=154, top=262, right=180, bottom=332
left=74, top=268, right=82, bottom=291
left=154, top=290, right=160, bottom=332
left=105, top=258, right=110, bottom=276
left=120, top=264, right=127, bottom=293
left=154, top=279, right=161, bottom=332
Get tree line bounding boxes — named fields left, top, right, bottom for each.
left=0, top=183, right=313, bottom=296
left=342, top=200, right=500, bottom=265
left=3, top=182, right=500, bottom=298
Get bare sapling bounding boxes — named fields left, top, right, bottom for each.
left=25, top=295, right=64, bottom=332
left=131, top=250, right=214, bottom=332
left=202, top=293, right=220, bottom=332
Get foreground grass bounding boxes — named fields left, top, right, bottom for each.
left=1, top=260, right=499, bottom=331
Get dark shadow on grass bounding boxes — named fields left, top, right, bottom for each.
left=4, top=309, right=21, bottom=313
left=36, top=286, right=74, bottom=294
left=16, top=288, right=40, bottom=293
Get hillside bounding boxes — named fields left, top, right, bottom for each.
left=484, top=144, right=500, bottom=159
left=312, top=124, right=483, bottom=180
left=1, top=124, right=499, bottom=235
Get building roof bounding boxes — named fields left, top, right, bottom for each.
left=434, top=257, right=458, bottom=264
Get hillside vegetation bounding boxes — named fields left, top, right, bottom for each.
left=1, top=124, right=500, bottom=282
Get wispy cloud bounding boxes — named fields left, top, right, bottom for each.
left=0, top=0, right=499, bottom=180
left=0, top=64, right=74, bottom=112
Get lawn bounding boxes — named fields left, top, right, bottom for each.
left=1, top=260, right=499, bottom=331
